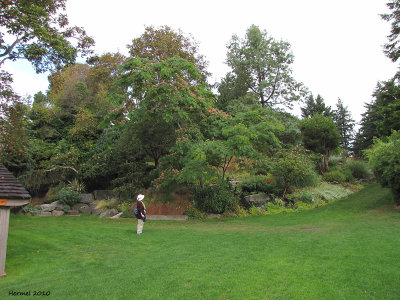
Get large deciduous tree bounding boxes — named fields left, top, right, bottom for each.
left=127, top=25, right=209, bottom=82
left=110, top=57, right=215, bottom=178
left=224, top=25, right=307, bottom=108
left=0, top=0, right=94, bottom=73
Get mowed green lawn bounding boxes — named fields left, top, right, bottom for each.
left=1, top=183, right=400, bottom=299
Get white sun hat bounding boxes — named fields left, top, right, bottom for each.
left=137, top=194, right=144, bottom=201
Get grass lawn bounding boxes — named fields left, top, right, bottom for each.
left=1, top=183, right=400, bottom=299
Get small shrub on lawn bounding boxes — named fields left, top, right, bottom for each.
left=184, top=205, right=207, bottom=219
left=192, top=182, right=238, bottom=214
left=58, top=188, right=80, bottom=206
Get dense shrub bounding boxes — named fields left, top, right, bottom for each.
left=239, top=175, right=276, bottom=195
left=184, top=205, right=207, bottom=219
left=46, top=182, right=68, bottom=203
left=328, top=156, right=345, bottom=168
left=58, top=188, right=80, bottom=206
left=271, top=146, right=318, bottom=196
left=344, top=160, right=372, bottom=180
left=297, top=191, right=314, bottom=203
left=192, top=182, right=237, bottom=214
left=322, top=170, right=346, bottom=183
left=365, top=131, right=400, bottom=204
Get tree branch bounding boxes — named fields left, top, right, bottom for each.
left=44, top=166, right=78, bottom=174
left=0, top=35, right=25, bottom=59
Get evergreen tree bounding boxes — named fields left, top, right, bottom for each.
left=333, top=98, right=355, bottom=150
left=301, top=94, right=332, bottom=118
left=353, top=102, right=379, bottom=156
left=353, top=78, right=400, bottom=156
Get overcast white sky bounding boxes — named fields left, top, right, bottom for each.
left=3, top=0, right=399, bottom=124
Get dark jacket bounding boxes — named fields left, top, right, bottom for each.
left=135, top=200, right=145, bottom=220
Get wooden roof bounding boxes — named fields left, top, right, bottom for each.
left=0, top=164, right=30, bottom=200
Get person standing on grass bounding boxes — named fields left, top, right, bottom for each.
left=135, top=194, right=146, bottom=235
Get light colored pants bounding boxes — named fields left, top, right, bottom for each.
left=137, top=219, right=144, bottom=234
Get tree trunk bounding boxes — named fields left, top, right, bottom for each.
left=323, top=154, right=329, bottom=173
left=154, top=157, right=159, bottom=169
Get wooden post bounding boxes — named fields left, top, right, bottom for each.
left=0, top=207, right=10, bottom=277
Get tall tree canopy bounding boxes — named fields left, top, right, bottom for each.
left=381, top=0, right=400, bottom=62
left=223, top=25, right=307, bottom=108
left=0, top=0, right=94, bottom=73
left=127, top=25, right=209, bottom=82
left=354, top=78, right=400, bottom=155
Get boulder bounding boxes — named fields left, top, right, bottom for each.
left=89, top=202, right=104, bottom=216
left=37, top=212, right=52, bottom=216
left=55, top=202, right=65, bottom=211
left=67, top=210, right=79, bottom=216
left=243, top=193, right=271, bottom=209
left=99, top=208, right=119, bottom=218
left=52, top=210, right=65, bottom=216
left=72, top=203, right=91, bottom=214
left=110, top=212, right=123, bottom=219
left=40, top=201, right=58, bottom=212
left=80, top=193, right=94, bottom=204
left=93, top=190, right=115, bottom=200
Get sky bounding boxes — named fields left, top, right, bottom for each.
left=3, top=0, right=399, bottom=124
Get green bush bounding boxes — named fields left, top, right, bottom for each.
left=118, top=202, right=133, bottom=218
left=322, top=170, right=346, bottom=183
left=58, top=188, right=80, bottom=206
left=365, top=131, right=400, bottom=204
left=22, top=204, right=42, bottom=214
left=239, top=175, right=276, bottom=195
left=46, top=182, right=68, bottom=203
left=297, top=191, right=314, bottom=203
left=344, top=160, right=372, bottom=180
left=184, top=205, right=207, bottom=219
left=272, top=146, right=318, bottom=195
left=328, top=156, right=344, bottom=168
left=323, top=166, right=355, bottom=184
left=192, top=182, right=237, bottom=214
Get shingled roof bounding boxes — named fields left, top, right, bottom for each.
left=0, top=164, right=30, bottom=200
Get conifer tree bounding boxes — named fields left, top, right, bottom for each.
left=333, top=98, right=355, bottom=150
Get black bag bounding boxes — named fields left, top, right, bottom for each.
left=134, top=205, right=146, bottom=217
left=134, top=205, right=139, bottom=217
